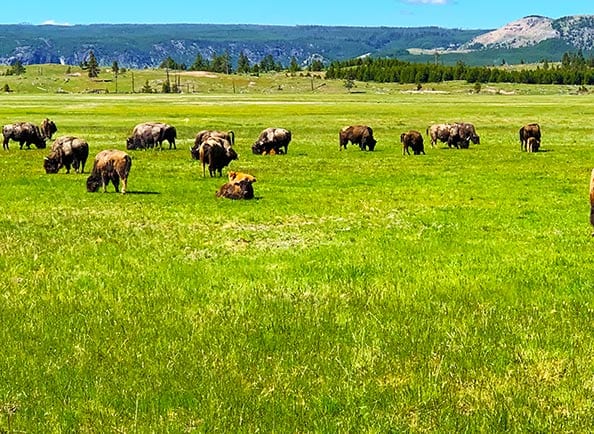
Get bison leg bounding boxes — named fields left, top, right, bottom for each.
left=2, top=138, right=8, bottom=150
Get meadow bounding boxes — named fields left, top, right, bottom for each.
left=1, top=73, right=594, bottom=432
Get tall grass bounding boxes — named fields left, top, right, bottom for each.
left=1, top=89, right=594, bottom=431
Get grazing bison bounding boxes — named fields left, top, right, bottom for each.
left=2, top=122, right=46, bottom=150
left=44, top=136, right=89, bottom=174
left=126, top=122, right=177, bottom=150
left=40, top=118, right=57, bottom=140
left=251, top=127, right=291, bottom=155
left=427, top=122, right=479, bottom=149
left=216, top=171, right=257, bottom=200
left=455, top=122, right=480, bottom=148
left=198, top=137, right=238, bottom=177
left=426, top=123, right=452, bottom=148
left=400, top=130, right=425, bottom=155
left=339, top=125, right=376, bottom=151
left=191, top=130, right=235, bottom=160
left=519, top=123, right=541, bottom=151
left=86, top=150, right=132, bottom=194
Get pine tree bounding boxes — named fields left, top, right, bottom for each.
left=289, top=56, right=300, bottom=73
left=237, top=51, right=251, bottom=74
left=87, top=51, right=99, bottom=78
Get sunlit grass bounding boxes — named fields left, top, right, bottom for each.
left=1, top=87, right=594, bottom=431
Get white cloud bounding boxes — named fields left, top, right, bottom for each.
left=41, top=20, right=73, bottom=26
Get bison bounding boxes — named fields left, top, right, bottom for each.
left=519, top=123, right=541, bottom=151
left=40, top=118, right=57, bottom=140
left=525, top=136, right=540, bottom=153
left=455, top=122, right=480, bottom=148
left=198, top=137, right=238, bottom=177
left=191, top=130, right=235, bottom=160
left=251, top=127, right=291, bottom=155
left=427, top=122, right=479, bottom=149
left=426, top=123, right=452, bottom=148
left=126, top=122, right=177, bottom=150
left=339, top=125, right=376, bottom=151
left=86, top=150, right=132, bottom=194
left=44, top=136, right=89, bottom=174
left=400, top=130, right=425, bottom=155
left=2, top=122, right=46, bottom=150
left=216, top=171, right=257, bottom=200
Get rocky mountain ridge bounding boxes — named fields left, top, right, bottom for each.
left=461, top=15, right=594, bottom=51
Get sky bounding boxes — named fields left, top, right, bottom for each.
left=3, top=0, right=591, bottom=29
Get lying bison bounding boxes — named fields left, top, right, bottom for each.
left=339, top=125, right=376, bottom=151
left=519, top=123, right=541, bottom=151
left=400, top=130, right=425, bottom=155
left=86, top=150, right=132, bottom=194
left=44, top=136, right=89, bottom=174
left=216, top=171, right=257, bottom=200
left=198, top=137, right=238, bottom=177
left=2, top=122, right=46, bottom=150
left=126, top=122, right=177, bottom=150
left=41, top=118, right=57, bottom=140
left=191, top=130, right=235, bottom=160
left=251, top=127, right=291, bottom=155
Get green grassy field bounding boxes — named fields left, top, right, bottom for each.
left=1, top=83, right=594, bottom=432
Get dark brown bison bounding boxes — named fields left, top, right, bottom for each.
left=198, top=137, right=238, bottom=177
left=216, top=171, right=257, bottom=200
left=44, top=136, right=89, bottom=174
left=126, top=122, right=177, bottom=150
left=251, top=127, right=291, bottom=155
left=455, top=122, right=480, bottom=148
left=339, top=125, right=376, bottom=151
left=2, top=122, right=46, bottom=150
left=400, top=130, right=425, bottom=155
left=426, top=123, right=452, bottom=148
left=526, top=137, right=540, bottom=153
left=40, top=118, right=57, bottom=140
left=86, top=150, right=132, bottom=194
left=519, top=123, right=541, bottom=151
left=191, top=130, right=235, bottom=160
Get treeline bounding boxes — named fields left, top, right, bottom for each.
left=325, top=51, right=594, bottom=86
left=159, top=53, right=324, bottom=75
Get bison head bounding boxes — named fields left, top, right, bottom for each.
left=86, top=175, right=102, bottom=192
left=43, top=155, right=61, bottom=174
left=190, top=143, right=201, bottom=160
left=251, top=142, right=266, bottom=155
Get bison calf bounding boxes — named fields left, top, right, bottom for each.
left=216, top=171, right=257, bottom=200
left=339, top=125, right=376, bottom=151
left=86, top=150, right=132, bottom=194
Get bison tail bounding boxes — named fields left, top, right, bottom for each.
left=228, top=130, right=235, bottom=146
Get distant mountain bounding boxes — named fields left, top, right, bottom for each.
left=0, top=24, right=485, bottom=68
left=461, top=15, right=594, bottom=51
left=0, top=17, right=591, bottom=70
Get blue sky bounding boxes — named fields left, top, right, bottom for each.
left=3, top=0, right=591, bottom=29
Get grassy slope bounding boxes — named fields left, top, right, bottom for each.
left=1, top=83, right=594, bottom=431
